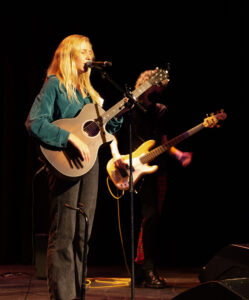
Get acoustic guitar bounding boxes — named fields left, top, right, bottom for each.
left=106, top=111, right=227, bottom=190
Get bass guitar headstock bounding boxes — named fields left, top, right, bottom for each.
left=203, top=109, right=227, bottom=128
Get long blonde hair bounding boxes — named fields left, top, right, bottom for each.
left=47, top=34, right=102, bottom=105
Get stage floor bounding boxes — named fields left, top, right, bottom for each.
left=0, top=265, right=200, bottom=299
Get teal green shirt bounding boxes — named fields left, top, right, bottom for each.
left=25, top=75, right=123, bottom=148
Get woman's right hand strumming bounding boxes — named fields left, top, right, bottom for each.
left=68, top=133, right=90, bottom=162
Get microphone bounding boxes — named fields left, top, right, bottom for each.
left=85, top=61, right=112, bottom=69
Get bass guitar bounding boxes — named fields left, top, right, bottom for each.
left=106, top=111, right=227, bottom=190
left=40, top=68, right=169, bottom=178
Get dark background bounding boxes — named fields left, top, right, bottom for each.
left=0, top=1, right=246, bottom=270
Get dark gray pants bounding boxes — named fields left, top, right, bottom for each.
left=47, top=159, right=99, bottom=300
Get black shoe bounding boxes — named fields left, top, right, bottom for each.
left=143, top=269, right=167, bottom=289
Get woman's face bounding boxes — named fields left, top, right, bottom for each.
left=74, top=41, right=94, bottom=74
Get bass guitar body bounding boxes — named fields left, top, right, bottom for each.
left=106, top=140, right=158, bottom=190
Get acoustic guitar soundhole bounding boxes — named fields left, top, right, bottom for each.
left=83, top=121, right=100, bottom=137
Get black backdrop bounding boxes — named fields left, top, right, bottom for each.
left=0, top=2, right=246, bottom=268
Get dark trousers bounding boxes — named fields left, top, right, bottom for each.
left=138, top=170, right=167, bottom=271
left=46, top=159, right=99, bottom=300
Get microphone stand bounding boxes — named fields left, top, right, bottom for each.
left=65, top=203, right=89, bottom=300
left=98, top=68, right=145, bottom=300
left=127, top=108, right=135, bottom=299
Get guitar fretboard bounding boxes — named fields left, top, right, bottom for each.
left=140, top=123, right=205, bottom=164
left=98, top=81, right=153, bottom=125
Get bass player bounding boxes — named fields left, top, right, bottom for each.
left=109, top=69, right=192, bottom=288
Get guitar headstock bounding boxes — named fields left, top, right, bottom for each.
left=148, top=68, right=170, bottom=86
left=203, top=109, right=227, bottom=128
